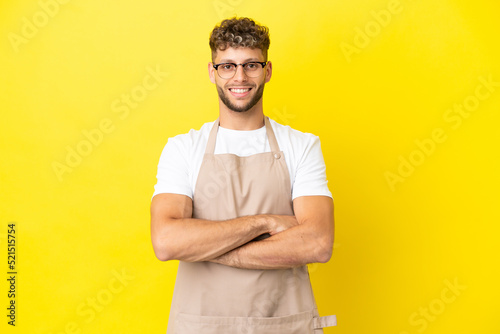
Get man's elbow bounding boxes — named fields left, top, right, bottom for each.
left=151, top=235, right=175, bottom=262
left=315, top=235, right=334, bottom=263
left=152, top=245, right=170, bottom=262
left=316, top=247, right=333, bottom=263
left=151, top=216, right=182, bottom=262
left=152, top=233, right=201, bottom=262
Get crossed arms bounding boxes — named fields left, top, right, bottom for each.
left=150, top=193, right=334, bottom=269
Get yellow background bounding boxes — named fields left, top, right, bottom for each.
left=1, top=0, right=499, bottom=333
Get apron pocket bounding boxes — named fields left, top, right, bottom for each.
left=175, top=311, right=314, bottom=334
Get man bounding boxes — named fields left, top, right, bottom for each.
left=151, top=17, right=337, bottom=333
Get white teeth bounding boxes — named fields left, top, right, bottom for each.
left=231, top=88, right=250, bottom=93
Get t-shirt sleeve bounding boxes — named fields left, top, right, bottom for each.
left=292, top=135, right=332, bottom=200
left=152, top=136, right=192, bottom=199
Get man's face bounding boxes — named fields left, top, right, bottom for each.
left=209, top=47, right=272, bottom=113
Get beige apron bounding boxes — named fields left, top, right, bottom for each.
left=167, top=117, right=337, bottom=334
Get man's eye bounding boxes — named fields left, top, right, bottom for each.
left=221, top=64, right=234, bottom=70
left=245, top=63, right=257, bottom=69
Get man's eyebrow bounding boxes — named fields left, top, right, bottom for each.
left=217, top=58, right=262, bottom=63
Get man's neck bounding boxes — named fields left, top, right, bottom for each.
left=218, top=103, right=265, bottom=130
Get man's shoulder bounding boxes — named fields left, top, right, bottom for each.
left=268, top=118, right=319, bottom=145
left=166, top=120, right=216, bottom=147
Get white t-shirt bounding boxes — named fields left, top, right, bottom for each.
left=153, top=118, right=332, bottom=200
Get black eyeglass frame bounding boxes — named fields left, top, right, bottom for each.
left=212, top=61, right=268, bottom=78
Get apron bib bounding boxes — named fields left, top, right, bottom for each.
left=167, top=117, right=336, bottom=333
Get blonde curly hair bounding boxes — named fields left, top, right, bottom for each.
left=209, top=17, right=270, bottom=61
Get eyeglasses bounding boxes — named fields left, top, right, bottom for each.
left=213, top=61, right=268, bottom=79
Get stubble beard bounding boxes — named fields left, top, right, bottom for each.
left=217, top=83, right=265, bottom=113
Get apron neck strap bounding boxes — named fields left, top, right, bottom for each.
left=264, top=116, right=280, bottom=152
left=205, top=118, right=220, bottom=155
left=205, top=116, right=280, bottom=155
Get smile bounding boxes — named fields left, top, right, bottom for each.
left=229, top=88, right=252, bottom=93
left=228, top=87, right=253, bottom=98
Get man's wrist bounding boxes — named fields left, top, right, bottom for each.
left=211, top=247, right=241, bottom=267
left=252, top=214, right=273, bottom=235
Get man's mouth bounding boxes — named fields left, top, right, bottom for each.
left=231, top=88, right=250, bottom=93
left=229, top=87, right=252, bottom=97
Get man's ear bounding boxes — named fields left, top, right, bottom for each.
left=264, top=61, right=272, bottom=83
left=208, top=62, right=216, bottom=84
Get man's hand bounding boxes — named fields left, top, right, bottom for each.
left=210, top=196, right=334, bottom=269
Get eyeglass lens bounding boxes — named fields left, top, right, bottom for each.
left=217, top=63, right=264, bottom=79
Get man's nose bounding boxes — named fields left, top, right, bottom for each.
left=233, top=64, right=248, bottom=81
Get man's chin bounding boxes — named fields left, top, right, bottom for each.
left=220, top=98, right=254, bottom=113
left=230, top=104, right=251, bottom=113
left=218, top=85, right=264, bottom=113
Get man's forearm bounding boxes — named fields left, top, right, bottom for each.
left=209, top=222, right=333, bottom=269
left=152, top=194, right=278, bottom=262
left=151, top=195, right=332, bottom=266
left=153, top=215, right=270, bottom=262
left=151, top=191, right=298, bottom=263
